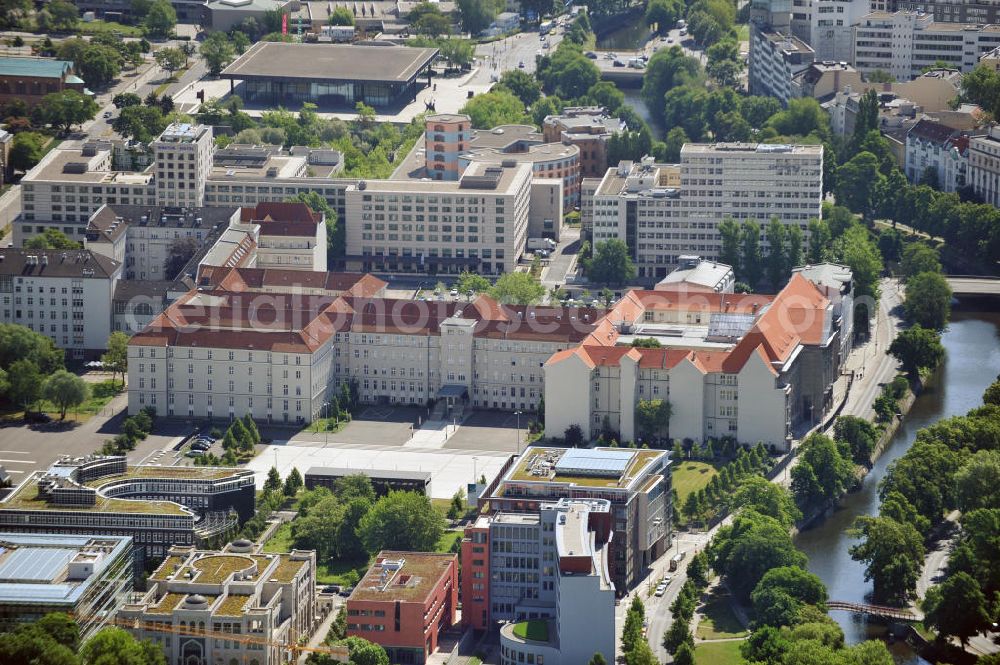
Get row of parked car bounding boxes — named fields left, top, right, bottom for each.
left=184, top=434, right=216, bottom=457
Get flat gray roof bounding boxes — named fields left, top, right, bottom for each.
left=221, top=42, right=439, bottom=84
left=305, top=467, right=431, bottom=482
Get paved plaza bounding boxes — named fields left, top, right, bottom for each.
left=245, top=407, right=527, bottom=498
left=246, top=442, right=510, bottom=499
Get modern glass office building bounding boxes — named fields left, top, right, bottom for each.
left=0, top=533, right=133, bottom=641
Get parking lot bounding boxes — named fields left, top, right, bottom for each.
left=0, top=403, right=190, bottom=483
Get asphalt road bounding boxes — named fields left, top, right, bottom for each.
left=472, top=22, right=566, bottom=83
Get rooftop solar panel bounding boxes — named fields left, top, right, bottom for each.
left=555, top=449, right=635, bottom=477
left=0, top=547, right=74, bottom=582
left=707, top=312, right=755, bottom=339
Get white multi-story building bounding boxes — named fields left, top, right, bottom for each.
left=967, top=125, right=1000, bottom=206
left=344, top=162, right=533, bottom=275
left=127, top=267, right=606, bottom=422
left=543, top=271, right=847, bottom=451
left=655, top=255, right=735, bottom=293
left=203, top=143, right=349, bottom=214
left=588, top=145, right=823, bottom=279
left=904, top=119, right=971, bottom=192
left=810, top=0, right=871, bottom=61
left=150, top=123, right=214, bottom=208
left=120, top=541, right=315, bottom=665
left=19, top=140, right=155, bottom=229
left=0, top=248, right=121, bottom=357
left=749, top=27, right=816, bottom=104
left=853, top=11, right=1000, bottom=80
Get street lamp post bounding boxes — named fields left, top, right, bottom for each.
left=323, top=401, right=330, bottom=447
left=514, top=410, right=522, bottom=454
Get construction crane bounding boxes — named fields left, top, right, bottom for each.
left=79, top=613, right=350, bottom=662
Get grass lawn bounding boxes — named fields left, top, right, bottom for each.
left=673, top=461, right=719, bottom=504
left=263, top=522, right=368, bottom=585
left=304, top=417, right=348, bottom=434
left=316, top=558, right=369, bottom=586
left=736, top=23, right=750, bottom=41
left=435, top=530, right=461, bottom=553
left=696, top=595, right=749, bottom=640
left=0, top=379, right=122, bottom=423
left=77, top=20, right=144, bottom=37
left=695, top=640, right=745, bottom=665
left=262, top=522, right=293, bottom=553
left=512, top=620, right=549, bottom=642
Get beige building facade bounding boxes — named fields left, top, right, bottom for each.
left=587, top=144, right=823, bottom=279
left=344, top=162, right=533, bottom=275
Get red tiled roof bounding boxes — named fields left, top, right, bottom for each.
left=240, top=202, right=322, bottom=224
left=199, top=267, right=386, bottom=296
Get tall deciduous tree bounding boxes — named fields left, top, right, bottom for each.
left=43, top=370, right=89, bottom=420
left=102, top=331, right=129, bottom=387
left=459, top=89, right=527, bottom=128
left=9, top=132, right=47, bottom=172
left=8, top=359, right=42, bottom=414
left=740, top=221, right=763, bottom=289
left=489, top=272, right=545, bottom=305
left=923, top=571, right=990, bottom=645
left=357, top=490, right=444, bottom=553
left=903, top=271, right=951, bottom=330
left=899, top=243, right=941, bottom=280
left=954, top=450, right=1000, bottom=513
left=588, top=239, right=636, bottom=286
left=144, top=0, right=177, bottom=38
left=80, top=626, right=166, bottom=665
left=888, top=325, right=945, bottom=375
left=199, top=31, right=236, bottom=75
left=718, top=217, right=741, bottom=270
left=766, top=218, right=788, bottom=288
left=635, top=399, right=671, bottom=442
left=849, top=516, right=923, bottom=604
left=39, top=90, right=99, bottom=132
left=154, top=46, right=186, bottom=77
left=708, top=510, right=807, bottom=600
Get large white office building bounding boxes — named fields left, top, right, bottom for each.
left=344, top=162, right=534, bottom=275
left=749, top=27, right=816, bottom=104
left=586, top=144, right=823, bottom=279
left=127, top=267, right=604, bottom=423
left=853, top=11, right=1000, bottom=80
left=543, top=270, right=851, bottom=451
left=0, top=248, right=121, bottom=357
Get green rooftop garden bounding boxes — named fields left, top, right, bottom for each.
left=215, top=594, right=252, bottom=617
left=271, top=556, right=308, bottom=583
left=148, top=593, right=186, bottom=615
left=512, top=620, right=550, bottom=642
left=191, top=555, right=254, bottom=584
left=150, top=555, right=187, bottom=581
left=1, top=481, right=190, bottom=516
left=84, top=466, right=243, bottom=488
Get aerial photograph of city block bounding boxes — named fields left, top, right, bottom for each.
left=0, top=0, right=998, bottom=662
